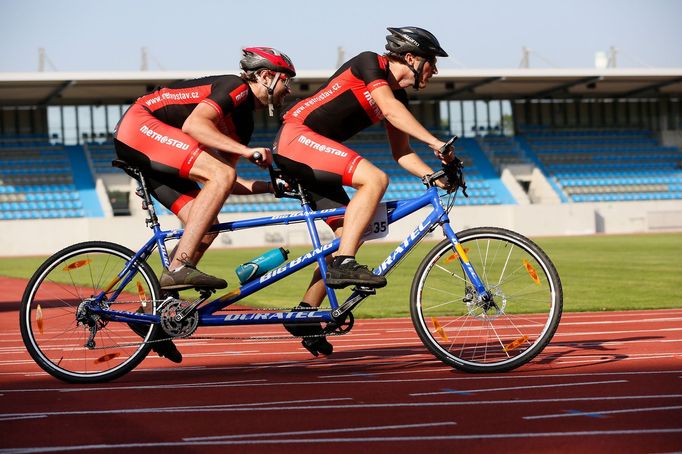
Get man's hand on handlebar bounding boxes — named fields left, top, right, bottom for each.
left=247, top=147, right=272, bottom=168
left=430, top=136, right=457, bottom=164
left=434, top=177, right=454, bottom=191
left=430, top=141, right=454, bottom=164
left=422, top=137, right=467, bottom=195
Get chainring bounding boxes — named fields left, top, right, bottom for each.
left=160, top=298, right=199, bottom=338
left=325, top=312, right=354, bottom=335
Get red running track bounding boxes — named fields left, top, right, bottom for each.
left=0, top=276, right=681, bottom=453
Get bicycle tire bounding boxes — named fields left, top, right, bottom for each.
left=20, top=241, right=161, bottom=383
left=410, top=227, right=563, bottom=373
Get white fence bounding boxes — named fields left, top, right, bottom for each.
left=1, top=200, right=681, bottom=257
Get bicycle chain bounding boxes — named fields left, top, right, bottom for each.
left=87, top=299, right=350, bottom=350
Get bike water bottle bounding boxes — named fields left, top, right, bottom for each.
left=235, top=247, right=290, bottom=284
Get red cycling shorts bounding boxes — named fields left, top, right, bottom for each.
left=113, top=104, right=205, bottom=214
left=275, top=122, right=363, bottom=187
left=114, top=103, right=205, bottom=179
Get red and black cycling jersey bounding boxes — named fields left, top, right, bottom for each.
left=136, top=74, right=255, bottom=144
left=283, top=51, right=408, bottom=142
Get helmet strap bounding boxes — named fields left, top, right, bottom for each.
left=410, top=58, right=426, bottom=90
left=267, top=72, right=281, bottom=117
left=258, top=71, right=281, bottom=116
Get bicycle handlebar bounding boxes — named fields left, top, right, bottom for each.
left=423, top=136, right=468, bottom=196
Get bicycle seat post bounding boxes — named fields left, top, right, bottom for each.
left=133, top=168, right=160, bottom=230
left=297, top=182, right=310, bottom=206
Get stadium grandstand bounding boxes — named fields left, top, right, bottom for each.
left=1, top=68, right=681, bottom=255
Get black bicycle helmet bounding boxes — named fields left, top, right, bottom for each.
left=385, top=27, right=448, bottom=59
left=385, top=26, right=447, bottom=90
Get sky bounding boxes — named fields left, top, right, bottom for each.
left=1, top=0, right=681, bottom=72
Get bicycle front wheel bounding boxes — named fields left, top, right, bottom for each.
left=410, top=227, right=562, bottom=373
left=20, top=241, right=161, bottom=383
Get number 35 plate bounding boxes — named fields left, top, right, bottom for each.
left=362, top=203, right=388, bottom=241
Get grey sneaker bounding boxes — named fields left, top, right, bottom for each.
left=325, top=258, right=386, bottom=289
left=160, top=261, right=227, bottom=290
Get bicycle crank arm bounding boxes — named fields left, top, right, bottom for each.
left=331, top=286, right=374, bottom=319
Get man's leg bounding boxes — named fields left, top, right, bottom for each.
left=160, top=152, right=235, bottom=290
left=337, top=160, right=387, bottom=256
left=326, top=160, right=389, bottom=288
left=169, top=153, right=235, bottom=270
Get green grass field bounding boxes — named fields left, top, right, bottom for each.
left=1, top=233, right=680, bottom=318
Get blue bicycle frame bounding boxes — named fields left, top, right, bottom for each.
left=92, top=186, right=488, bottom=328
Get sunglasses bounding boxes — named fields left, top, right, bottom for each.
left=278, top=74, right=292, bottom=89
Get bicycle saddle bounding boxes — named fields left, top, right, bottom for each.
left=111, top=159, right=144, bottom=181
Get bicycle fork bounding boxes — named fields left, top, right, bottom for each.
left=441, top=222, right=492, bottom=304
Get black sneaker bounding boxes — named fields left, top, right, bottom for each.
left=150, top=337, right=182, bottom=363
left=326, top=258, right=386, bottom=289
left=159, top=259, right=227, bottom=290
left=127, top=318, right=183, bottom=364
left=283, top=303, right=333, bottom=357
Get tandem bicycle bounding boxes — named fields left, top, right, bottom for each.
left=20, top=137, right=563, bottom=383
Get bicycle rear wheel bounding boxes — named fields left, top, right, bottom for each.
left=20, top=241, right=161, bottom=383
left=410, top=227, right=562, bottom=373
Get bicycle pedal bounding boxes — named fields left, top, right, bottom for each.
left=352, top=286, right=376, bottom=295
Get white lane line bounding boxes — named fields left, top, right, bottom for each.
left=553, top=352, right=681, bottom=359
left=181, top=351, right=262, bottom=358
left=2, top=428, right=682, bottom=452
left=555, top=355, right=679, bottom=365
left=302, top=358, right=434, bottom=370
left=0, top=360, right=36, bottom=366
left=0, top=415, right=47, bottom=422
left=2, top=394, right=682, bottom=421
left=385, top=318, right=682, bottom=332
left=410, top=380, right=628, bottom=397
left=318, top=367, right=452, bottom=379
left=0, top=397, right=354, bottom=421
left=559, top=310, right=682, bottom=318
left=0, top=379, right=268, bottom=394
left=556, top=328, right=682, bottom=337
left=525, top=405, right=682, bottom=420
left=543, top=339, right=682, bottom=349
left=184, top=421, right=457, bottom=441
left=3, top=370, right=682, bottom=395
left=560, top=317, right=682, bottom=325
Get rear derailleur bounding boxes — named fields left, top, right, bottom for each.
left=76, top=298, right=109, bottom=349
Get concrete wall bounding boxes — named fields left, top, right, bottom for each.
left=2, top=200, right=681, bottom=257
left=661, top=130, right=682, bottom=148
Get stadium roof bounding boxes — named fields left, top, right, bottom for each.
left=1, top=68, right=682, bottom=106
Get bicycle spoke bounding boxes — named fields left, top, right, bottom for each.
left=412, top=229, right=562, bottom=372
left=433, top=263, right=468, bottom=283
left=21, top=243, right=160, bottom=383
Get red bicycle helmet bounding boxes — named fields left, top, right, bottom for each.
left=240, top=47, right=296, bottom=77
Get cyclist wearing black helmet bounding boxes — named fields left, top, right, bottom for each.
left=275, top=27, right=453, bottom=356
left=114, top=47, right=295, bottom=362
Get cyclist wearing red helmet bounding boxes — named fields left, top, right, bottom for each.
left=276, top=27, right=453, bottom=356
left=114, top=46, right=295, bottom=362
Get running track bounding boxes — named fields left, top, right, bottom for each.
left=0, top=277, right=681, bottom=452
